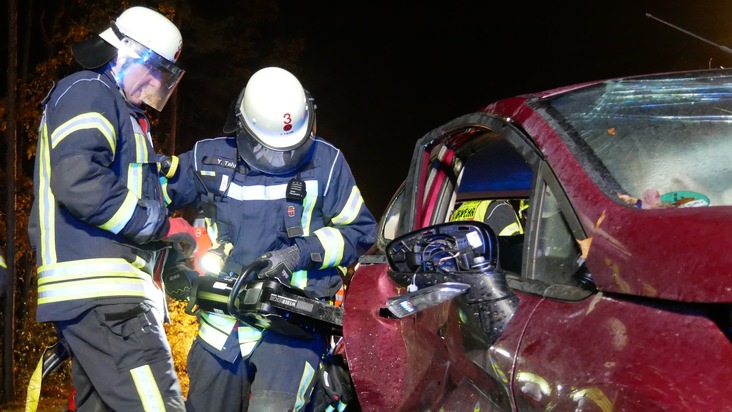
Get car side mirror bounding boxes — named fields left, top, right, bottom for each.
left=386, top=221, right=497, bottom=277
left=385, top=221, right=518, bottom=343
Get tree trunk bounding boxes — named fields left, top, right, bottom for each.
left=3, top=0, right=18, bottom=403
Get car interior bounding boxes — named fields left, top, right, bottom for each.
left=379, top=114, right=595, bottom=301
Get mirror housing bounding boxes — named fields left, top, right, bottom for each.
left=385, top=221, right=518, bottom=343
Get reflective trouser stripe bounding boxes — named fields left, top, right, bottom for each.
left=24, top=350, right=44, bottom=412
left=294, top=361, right=316, bottom=411
left=130, top=365, right=166, bottom=411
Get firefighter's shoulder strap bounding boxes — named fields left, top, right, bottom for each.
left=25, top=338, right=70, bottom=412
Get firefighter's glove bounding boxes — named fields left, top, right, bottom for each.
left=259, top=245, right=301, bottom=283
left=162, top=249, right=199, bottom=302
left=164, top=217, right=197, bottom=258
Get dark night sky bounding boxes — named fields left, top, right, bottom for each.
left=6, top=1, right=732, bottom=217
left=278, top=1, right=732, bottom=215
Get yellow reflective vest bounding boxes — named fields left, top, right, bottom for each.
left=450, top=200, right=524, bottom=236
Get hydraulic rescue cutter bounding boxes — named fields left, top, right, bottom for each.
left=185, top=259, right=343, bottom=340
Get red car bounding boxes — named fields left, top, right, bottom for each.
left=342, top=69, right=732, bottom=411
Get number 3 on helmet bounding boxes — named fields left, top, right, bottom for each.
left=234, top=67, right=317, bottom=175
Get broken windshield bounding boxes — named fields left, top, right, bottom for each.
left=545, top=69, right=732, bottom=208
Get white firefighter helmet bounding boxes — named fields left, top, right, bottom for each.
left=89, top=7, right=185, bottom=111
left=235, top=67, right=316, bottom=174
left=99, top=6, right=182, bottom=63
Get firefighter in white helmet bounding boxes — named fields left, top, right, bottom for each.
left=28, top=6, right=194, bottom=411
left=165, top=67, right=377, bottom=411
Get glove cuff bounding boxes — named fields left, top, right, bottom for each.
left=158, top=155, right=179, bottom=179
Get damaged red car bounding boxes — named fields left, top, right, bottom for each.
left=342, top=69, right=732, bottom=411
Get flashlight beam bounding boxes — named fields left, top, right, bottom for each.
left=646, top=13, right=732, bottom=55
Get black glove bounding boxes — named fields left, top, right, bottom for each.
left=162, top=254, right=199, bottom=302
left=259, top=245, right=301, bottom=283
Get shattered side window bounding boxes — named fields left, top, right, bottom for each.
left=546, top=70, right=732, bottom=207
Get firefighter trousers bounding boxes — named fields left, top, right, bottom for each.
left=56, top=302, right=186, bottom=412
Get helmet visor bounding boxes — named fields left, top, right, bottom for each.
left=237, top=129, right=315, bottom=175
left=114, top=32, right=185, bottom=111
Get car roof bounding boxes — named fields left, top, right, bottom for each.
left=483, top=69, right=732, bottom=303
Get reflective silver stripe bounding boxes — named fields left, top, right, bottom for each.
left=132, top=132, right=149, bottom=164
left=50, top=112, right=116, bottom=151
left=499, top=222, right=521, bottom=236
left=37, top=117, right=58, bottom=265
left=226, top=180, right=319, bottom=202
left=238, top=325, right=263, bottom=356
left=38, top=278, right=150, bottom=303
left=128, top=162, right=144, bottom=199
left=227, top=182, right=286, bottom=201
left=37, top=258, right=155, bottom=304
left=313, top=227, right=345, bottom=268
left=38, top=258, right=141, bottom=281
left=130, top=365, right=166, bottom=411
left=331, top=186, right=365, bottom=226
left=198, top=312, right=237, bottom=350
left=128, top=128, right=150, bottom=195
left=198, top=322, right=228, bottom=350
left=294, top=361, right=316, bottom=411
left=0, top=254, right=5, bottom=268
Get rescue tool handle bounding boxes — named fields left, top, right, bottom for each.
left=227, top=259, right=268, bottom=317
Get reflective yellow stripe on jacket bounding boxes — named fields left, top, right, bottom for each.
left=37, top=258, right=158, bottom=304
left=309, top=186, right=365, bottom=272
